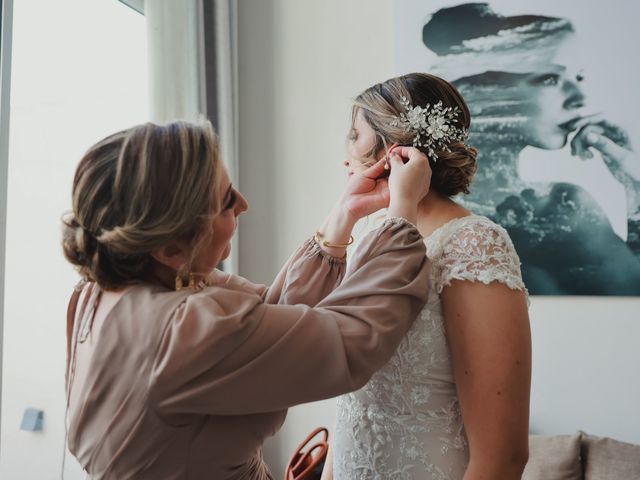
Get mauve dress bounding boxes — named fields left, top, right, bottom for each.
left=66, top=218, right=430, bottom=479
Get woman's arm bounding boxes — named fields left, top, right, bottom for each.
left=150, top=218, right=430, bottom=416
left=265, top=151, right=426, bottom=307
left=441, top=278, right=531, bottom=480
left=263, top=158, right=390, bottom=306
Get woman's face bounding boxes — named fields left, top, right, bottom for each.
left=344, top=110, right=381, bottom=176
left=192, top=166, right=248, bottom=274
left=518, top=65, right=586, bottom=150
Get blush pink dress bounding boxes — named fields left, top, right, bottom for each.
left=66, top=218, right=430, bottom=479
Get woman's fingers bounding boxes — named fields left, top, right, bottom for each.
left=385, top=146, right=432, bottom=205
left=388, top=153, right=404, bottom=168
left=388, top=146, right=415, bottom=161
left=583, top=132, right=640, bottom=181
left=570, top=118, right=632, bottom=161
left=571, top=124, right=604, bottom=160
left=383, top=143, right=399, bottom=170
left=566, top=113, right=604, bottom=132
left=362, top=158, right=388, bottom=179
left=344, top=177, right=391, bottom=218
left=586, top=132, right=630, bottom=161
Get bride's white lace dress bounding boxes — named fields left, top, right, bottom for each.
left=333, top=215, right=527, bottom=480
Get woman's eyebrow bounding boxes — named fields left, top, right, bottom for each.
left=549, top=64, right=567, bottom=73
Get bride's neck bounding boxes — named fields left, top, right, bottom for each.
left=416, top=190, right=471, bottom=238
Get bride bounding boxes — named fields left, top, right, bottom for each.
left=322, top=73, right=532, bottom=480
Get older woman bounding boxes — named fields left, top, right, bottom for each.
left=62, top=119, right=432, bottom=479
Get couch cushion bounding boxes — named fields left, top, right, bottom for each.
left=522, top=432, right=583, bottom=480
left=582, top=431, right=640, bottom=480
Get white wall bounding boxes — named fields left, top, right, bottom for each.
left=2, top=1, right=636, bottom=478
left=0, top=1, right=148, bottom=478
left=237, top=1, right=640, bottom=477
left=237, top=0, right=394, bottom=284
left=528, top=298, right=640, bottom=442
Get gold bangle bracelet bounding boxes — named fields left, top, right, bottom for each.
left=315, top=231, right=354, bottom=249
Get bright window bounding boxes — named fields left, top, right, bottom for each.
left=1, top=1, right=147, bottom=477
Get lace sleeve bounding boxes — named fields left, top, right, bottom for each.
left=434, top=218, right=527, bottom=295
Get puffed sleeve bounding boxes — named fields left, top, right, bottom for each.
left=205, top=236, right=347, bottom=308
left=434, top=217, right=528, bottom=295
left=149, top=218, right=430, bottom=416
left=264, top=237, right=347, bottom=306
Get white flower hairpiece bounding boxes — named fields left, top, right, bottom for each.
left=390, top=96, right=469, bottom=161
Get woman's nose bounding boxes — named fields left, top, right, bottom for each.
left=235, top=191, right=249, bottom=215
left=343, top=158, right=350, bottom=167
left=563, top=80, right=586, bottom=110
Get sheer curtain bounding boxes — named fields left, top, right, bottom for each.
left=145, top=0, right=240, bottom=273
left=206, top=0, right=240, bottom=274
left=0, top=0, right=13, bottom=449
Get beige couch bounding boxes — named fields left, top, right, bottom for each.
left=522, top=431, right=640, bottom=480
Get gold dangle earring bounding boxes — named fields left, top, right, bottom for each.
left=175, top=271, right=196, bottom=291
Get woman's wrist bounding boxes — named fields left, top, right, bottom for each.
left=386, top=197, right=418, bottom=225
left=316, top=204, right=358, bottom=257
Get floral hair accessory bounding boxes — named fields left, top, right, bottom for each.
left=390, top=96, right=469, bottom=161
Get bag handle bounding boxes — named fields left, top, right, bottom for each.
left=66, top=289, right=82, bottom=368
left=284, top=427, right=329, bottom=480
left=65, top=282, right=91, bottom=383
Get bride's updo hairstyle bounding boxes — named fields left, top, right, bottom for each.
left=353, top=72, right=478, bottom=197
left=62, top=120, right=223, bottom=290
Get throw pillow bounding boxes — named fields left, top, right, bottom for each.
left=522, top=432, right=583, bottom=480
left=582, top=431, right=640, bottom=480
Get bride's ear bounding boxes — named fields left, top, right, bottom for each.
left=150, top=242, right=188, bottom=271
left=378, top=141, right=398, bottom=162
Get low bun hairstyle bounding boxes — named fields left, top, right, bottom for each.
left=352, top=72, right=478, bottom=197
left=62, top=120, right=223, bottom=290
left=431, top=142, right=478, bottom=196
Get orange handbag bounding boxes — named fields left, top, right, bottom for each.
left=283, top=427, right=329, bottom=480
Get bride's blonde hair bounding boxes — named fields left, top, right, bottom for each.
left=352, top=72, right=478, bottom=197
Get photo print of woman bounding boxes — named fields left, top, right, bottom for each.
left=396, top=1, right=640, bottom=295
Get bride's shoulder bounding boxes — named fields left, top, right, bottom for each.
left=427, top=215, right=513, bottom=258
left=427, top=215, right=526, bottom=294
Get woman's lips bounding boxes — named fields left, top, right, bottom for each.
left=558, top=116, right=582, bottom=131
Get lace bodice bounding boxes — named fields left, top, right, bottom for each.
left=333, top=216, right=526, bottom=480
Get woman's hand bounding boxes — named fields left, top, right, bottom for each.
left=571, top=117, right=640, bottom=181
left=385, top=146, right=432, bottom=225
left=316, top=147, right=430, bottom=258
left=339, top=158, right=391, bottom=221
left=316, top=159, right=391, bottom=258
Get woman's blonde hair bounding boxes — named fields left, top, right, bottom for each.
left=62, top=120, right=223, bottom=290
left=353, top=72, right=478, bottom=197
